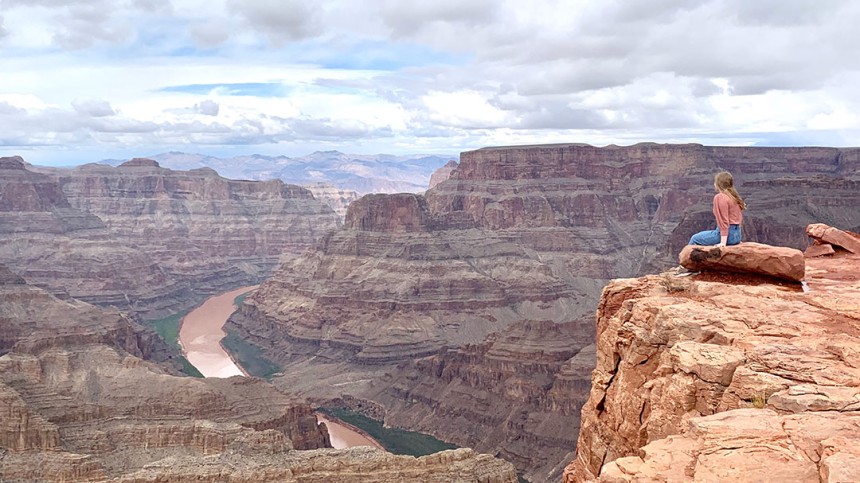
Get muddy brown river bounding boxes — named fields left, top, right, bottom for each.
left=178, top=286, right=257, bottom=378
left=178, top=286, right=380, bottom=449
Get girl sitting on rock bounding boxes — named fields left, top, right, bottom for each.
left=689, top=171, right=746, bottom=247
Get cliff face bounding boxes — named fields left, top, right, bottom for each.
left=428, top=159, right=459, bottom=189
left=229, top=143, right=860, bottom=481
left=0, top=157, right=339, bottom=317
left=0, top=266, right=517, bottom=482
left=374, top=320, right=596, bottom=480
left=238, top=191, right=595, bottom=366
left=566, top=247, right=860, bottom=482
left=304, top=182, right=360, bottom=219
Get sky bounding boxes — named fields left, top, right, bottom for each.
left=1, top=0, right=859, bottom=165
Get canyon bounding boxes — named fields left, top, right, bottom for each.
left=0, top=263, right=518, bottom=482
left=565, top=232, right=860, bottom=482
left=0, top=156, right=339, bottom=318
left=228, top=143, right=860, bottom=481
left=118, top=151, right=454, bottom=215
left=4, top=142, right=860, bottom=482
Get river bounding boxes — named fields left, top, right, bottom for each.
left=178, top=286, right=256, bottom=378
left=177, top=286, right=380, bottom=450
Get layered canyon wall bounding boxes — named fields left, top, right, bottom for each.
left=566, top=238, right=860, bottom=482
left=0, top=157, right=340, bottom=317
left=0, top=264, right=517, bottom=482
left=229, top=143, right=860, bottom=481
left=304, top=182, right=360, bottom=218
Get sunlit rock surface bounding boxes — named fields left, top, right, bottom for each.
left=566, top=244, right=860, bottom=482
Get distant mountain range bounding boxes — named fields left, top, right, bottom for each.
left=102, top=151, right=457, bottom=195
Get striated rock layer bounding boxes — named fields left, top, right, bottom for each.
left=230, top=143, right=860, bottom=481
left=373, top=320, right=596, bottom=480
left=1, top=157, right=339, bottom=317
left=304, top=182, right=360, bottom=219
left=566, top=245, right=860, bottom=482
left=0, top=266, right=516, bottom=482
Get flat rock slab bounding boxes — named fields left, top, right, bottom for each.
left=680, top=242, right=805, bottom=282
left=807, top=223, right=860, bottom=254
left=805, top=243, right=836, bottom=258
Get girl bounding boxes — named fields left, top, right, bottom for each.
left=689, top=171, right=746, bottom=247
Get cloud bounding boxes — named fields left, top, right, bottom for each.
left=0, top=15, right=7, bottom=39
left=194, top=99, right=219, bottom=116
left=378, top=0, right=499, bottom=37
left=0, top=93, right=395, bottom=149
left=54, top=3, right=131, bottom=49
left=189, top=21, right=230, bottom=48
left=72, top=99, right=116, bottom=117
left=2, top=0, right=860, bottom=159
left=0, top=101, right=25, bottom=115
left=132, top=0, right=172, bottom=14
left=226, top=0, right=322, bottom=45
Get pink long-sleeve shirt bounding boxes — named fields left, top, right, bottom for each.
left=713, top=192, right=743, bottom=236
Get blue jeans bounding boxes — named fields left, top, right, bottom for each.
left=689, top=224, right=741, bottom=246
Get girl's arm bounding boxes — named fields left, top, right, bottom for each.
left=713, top=194, right=731, bottom=246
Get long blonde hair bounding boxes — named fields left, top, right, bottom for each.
left=715, top=171, right=746, bottom=210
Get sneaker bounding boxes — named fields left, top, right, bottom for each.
left=674, top=266, right=700, bottom=277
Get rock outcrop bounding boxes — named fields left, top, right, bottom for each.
left=566, top=243, right=860, bottom=482
left=805, top=242, right=836, bottom=258
left=596, top=409, right=860, bottom=482
left=1, top=157, right=339, bottom=317
left=0, top=267, right=517, bottom=482
left=679, top=242, right=806, bottom=281
left=429, top=160, right=459, bottom=189
left=112, top=447, right=517, bottom=483
left=230, top=143, right=860, bottom=481
left=807, top=223, right=860, bottom=254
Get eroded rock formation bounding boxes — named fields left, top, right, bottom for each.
left=807, top=223, right=860, bottom=254
left=566, top=241, right=860, bottom=482
left=429, top=160, right=459, bottom=189
left=0, top=266, right=517, bottom=482
left=229, top=143, right=860, bottom=481
left=0, top=157, right=339, bottom=317
left=304, top=182, right=360, bottom=219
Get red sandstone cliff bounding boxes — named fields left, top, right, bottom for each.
left=228, top=143, right=860, bottom=481
left=0, top=157, right=339, bottom=317
left=566, top=244, right=860, bottom=481
left=429, top=159, right=459, bottom=189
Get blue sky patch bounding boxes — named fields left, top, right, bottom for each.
left=292, top=39, right=471, bottom=71
left=159, top=83, right=289, bottom=97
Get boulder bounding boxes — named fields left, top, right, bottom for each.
left=679, top=242, right=805, bottom=282
left=807, top=223, right=860, bottom=254
left=805, top=243, right=836, bottom=258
